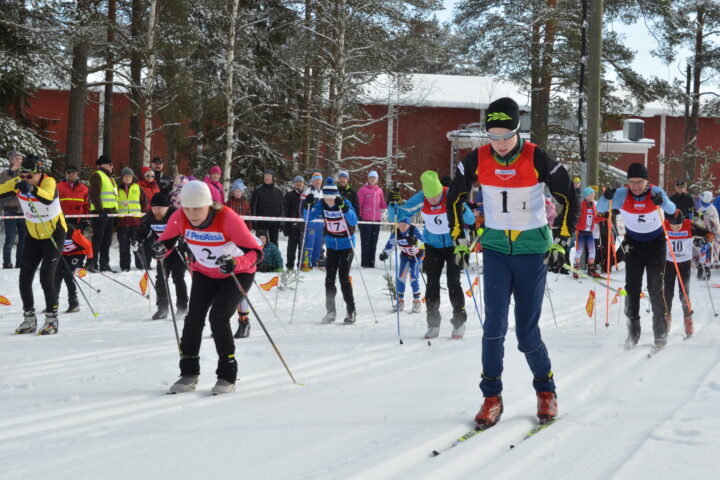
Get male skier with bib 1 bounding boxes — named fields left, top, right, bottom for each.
left=598, top=163, right=676, bottom=349
left=446, top=97, right=578, bottom=429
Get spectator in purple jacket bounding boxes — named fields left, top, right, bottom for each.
left=357, top=170, right=387, bottom=267
left=203, top=166, right=225, bottom=205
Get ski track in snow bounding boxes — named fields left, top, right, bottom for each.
left=1, top=232, right=719, bottom=480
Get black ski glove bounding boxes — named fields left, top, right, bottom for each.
left=379, top=251, right=388, bottom=262
left=544, top=236, right=569, bottom=269
left=151, top=242, right=167, bottom=259
left=651, top=192, right=664, bottom=206
left=603, top=188, right=616, bottom=200
left=388, top=187, right=402, bottom=205
left=304, top=193, right=316, bottom=207
left=216, top=254, right=237, bottom=274
left=16, top=180, right=35, bottom=195
left=337, top=196, right=349, bottom=213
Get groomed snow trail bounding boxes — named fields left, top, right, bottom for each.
left=1, top=235, right=718, bottom=479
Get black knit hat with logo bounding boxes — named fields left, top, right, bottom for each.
left=485, top=97, right=520, bottom=131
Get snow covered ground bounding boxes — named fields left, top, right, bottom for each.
left=2, top=230, right=719, bottom=479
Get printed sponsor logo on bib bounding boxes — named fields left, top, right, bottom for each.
left=667, top=231, right=687, bottom=238
left=495, top=169, right=516, bottom=181
left=185, top=230, right=224, bottom=242
left=634, top=204, right=645, bottom=210
left=151, top=224, right=167, bottom=232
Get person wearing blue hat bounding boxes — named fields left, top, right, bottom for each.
left=304, top=177, right=359, bottom=324
left=300, top=172, right=325, bottom=269
left=378, top=216, right=424, bottom=313
left=573, top=187, right=601, bottom=278
left=283, top=175, right=306, bottom=269
left=227, top=178, right=252, bottom=230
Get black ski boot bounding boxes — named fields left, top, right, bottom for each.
left=234, top=315, right=251, bottom=339
left=343, top=311, right=357, bottom=324
left=152, top=308, right=169, bottom=320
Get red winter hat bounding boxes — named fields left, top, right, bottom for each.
left=141, top=166, right=152, bottom=177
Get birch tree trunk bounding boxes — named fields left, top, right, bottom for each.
left=223, top=0, right=241, bottom=192
left=331, top=0, right=347, bottom=169
left=142, top=0, right=158, bottom=166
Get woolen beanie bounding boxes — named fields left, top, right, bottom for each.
left=485, top=97, right=520, bottom=131
left=322, top=177, right=339, bottom=195
left=263, top=168, right=274, bottom=176
left=121, top=167, right=134, bottom=177
left=626, top=162, right=648, bottom=179
left=338, top=171, right=349, bottom=179
left=582, top=187, right=595, bottom=199
left=96, top=154, right=112, bottom=166
left=669, top=209, right=684, bottom=225
left=420, top=170, right=443, bottom=198
left=311, top=172, right=322, bottom=182
left=209, top=166, right=222, bottom=176
left=231, top=178, right=246, bottom=192
left=368, top=170, right=379, bottom=178
left=140, top=166, right=152, bottom=177
left=7, top=150, right=23, bottom=160
left=293, top=175, right=304, bottom=183
left=181, top=180, right=213, bottom=208
left=700, top=191, right=713, bottom=204
left=151, top=193, right=171, bottom=207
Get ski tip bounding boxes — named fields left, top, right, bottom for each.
left=509, top=444, right=515, bottom=449
left=427, top=340, right=432, bottom=346
left=431, top=450, right=440, bottom=457
left=399, top=339, right=404, bottom=345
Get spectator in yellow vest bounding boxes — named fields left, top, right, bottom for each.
left=88, top=154, right=118, bottom=272
left=117, top=167, right=146, bottom=272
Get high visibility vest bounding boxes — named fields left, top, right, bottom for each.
left=118, top=183, right=142, bottom=218
left=91, top=170, right=118, bottom=211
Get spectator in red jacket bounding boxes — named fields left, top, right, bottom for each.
left=57, top=165, right=89, bottom=230
left=138, top=166, right=160, bottom=212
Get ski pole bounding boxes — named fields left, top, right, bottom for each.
left=230, top=272, right=301, bottom=385
left=545, top=281, right=558, bottom=328
left=605, top=200, right=612, bottom=328
left=658, top=207, right=693, bottom=314
left=463, top=229, right=483, bottom=329
left=157, top=259, right=182, bottom=356
left=290, top=206, right=311, bottom=324
left=704, top=276, right=718, bottom=317
left=564, top=263, right=624, bottom=294
left=135, top=244, right=157, bottom=289
left=75, top=271, right=101, bottom=294
left=252, top=279, right=290, bottom=334
left=26, top=200, right=98, bottom=317
left=95, top=270, right=149, bottom=299
left=392, top=204, right=402, bottom=343
left=343, top=224, right=379, bottom=325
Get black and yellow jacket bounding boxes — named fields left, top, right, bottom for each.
left=0, top=174, right=67, bottom=240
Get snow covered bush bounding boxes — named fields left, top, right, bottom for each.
left=0, top=116, right=49, bottom=169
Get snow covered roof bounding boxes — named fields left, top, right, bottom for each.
left=362, top=73, right=705, bottom=118
left=360, top=74, right=531, bottom=110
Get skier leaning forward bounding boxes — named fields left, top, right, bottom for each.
left=0, top=155, right=68, bottom=335
left=155, top=181, right=263, bottom=395
left=446, top=97, right=579, bottom=428
left=389, top=170, right=476, bottom=339
left=598, top=162, right=676, bottom=349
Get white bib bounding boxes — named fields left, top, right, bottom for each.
left=481, top=183, right=547, bottom=230
left=18, top=194, right=62, bottom=224
left=184, top=229, right=243, bottom=268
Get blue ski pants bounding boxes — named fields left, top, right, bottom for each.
left=480, top=249, right=555, bottom=397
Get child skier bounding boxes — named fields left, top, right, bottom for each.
left=664, top=210, right=710, bottom=337
left=305, top=177, right=359, bottom=324
left=156, top=181, right=262, bottom=395
left=136, top=193, right=188, bottom=319
left=378, top=217, right=424, bottom=313
left=55, top=223, right=93, bottom=313
left=0, top=154, right=68, bottom=335
left=574, top=187, right=601, bottom=278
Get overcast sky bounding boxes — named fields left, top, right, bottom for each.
left=437, top=0, right=696, bottom=87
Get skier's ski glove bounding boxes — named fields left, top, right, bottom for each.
left=603, top=188, right=616, bottom=200
left=388, top=187, right=402, bottom=205
left=544, top=237, right=569, bottom=267
left=304, top=193, right=316, bottom=207
left=336, top=197, right=349, bottom=213
left=216, top=254, right=237, bottom=274
left=651, top=192, right=664, bottom=205
left=453, top=238, right=470, bottom=268
left=379, top=251, right=388, bottom=262
left=16, top=180, right=36, bottom=195
left=151, top=242, right=167, bottom=259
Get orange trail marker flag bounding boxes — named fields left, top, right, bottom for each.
left=139, top=272, right=149, bottom=296
left=260, top=276, right=279, bottom=291
left=465, top=276, right=479, bottom=297
left=585, top=290, right=596, bottom=318
left=0, top=295, right=11, bottom=306
left=76, top=268, right=87, bottom=278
